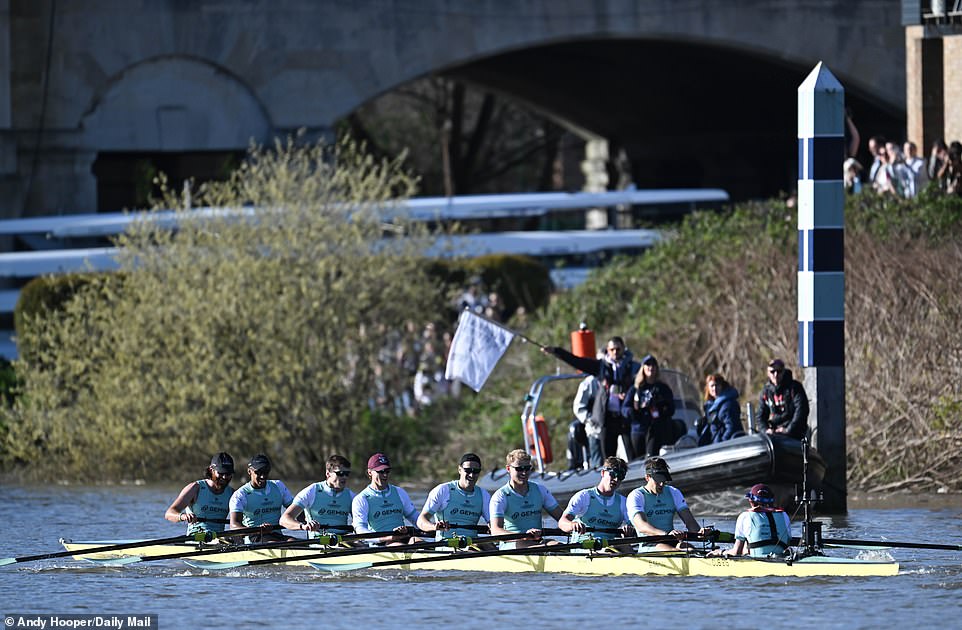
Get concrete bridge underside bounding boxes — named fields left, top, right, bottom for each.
left=1, top=1, right=907, bottom=215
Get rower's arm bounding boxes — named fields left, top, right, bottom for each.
left=489, top=516, right=511, bottom=537
left=164, top=483, right=199, bottom=524
left=678, top=508, right=702, bottom=533
left=546, top=503, right=565, bottom=523
left=631, top=512, right=666, bottom=536
left=416, top=509, right=438, bottom=532
left=279, top=504, right=306, bottom=531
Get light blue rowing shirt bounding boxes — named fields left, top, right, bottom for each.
left=294, top=481, right=354, bottom=532
left=490, top=481, right=556, bottom=533
left=352, top=484, right=418, bottom=533
left=561, top=488, right=628, bottom=543
left=423, top=481, right=490, bottom=539
left=185, top=479, right=233, bottom=535
left=230, top=480, right=293, bottom=527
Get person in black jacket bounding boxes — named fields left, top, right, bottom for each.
left=755, top=359, right=809, bottom=440
left=623, top=355, right=676, bottom=457
left=543, top=337, right=639, bottom=458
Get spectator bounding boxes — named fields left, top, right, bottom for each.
left=755, top=359, right=809, bottom=441
left=868, top=135, right=886, bottom=185
left=928, top=139, right=949, bottom=184
left=939, top=141, right=962, bottom=196
left=570, top=374, right=605, bottom=468
left=843, top=157, right=863, bottom=195
left=623, top=355, right=676, bottom=457
left=543, top=337, right=640, bottom=459
left=696, top=374, right=745, bottom=446
left=902, top=141, right=929, bottom=197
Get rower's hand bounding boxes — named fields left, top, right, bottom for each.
left=434, top=520, right=450, bottom=531
left=525, top=528, right=543, bottom=540
left=570, top=521, right=587, bottom=535
left=619, top=524, right=633, bottom=538
left=181, top=512, right=198, bottom=524
left=302, top=521, right=321, bottom=533
left=667, top=529, right=684, bottom=540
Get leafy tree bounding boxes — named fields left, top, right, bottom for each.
left=3, top=137, right=449, bottom=481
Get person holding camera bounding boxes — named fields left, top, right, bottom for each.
left=623, top=355, right=676, bottom=457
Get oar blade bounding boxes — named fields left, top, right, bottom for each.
left=0, top=558, right=16, bottom=567
left=184, top=558, right=249, bottom=570
left=309, top=561, right=374, bottom=572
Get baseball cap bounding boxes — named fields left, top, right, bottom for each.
left=641, top=354, right=658, bottom=366
left=645, top=458, right=671, bottom=482
left=248, top=453, right=272, bottom=473
left=210, top=452, right=234, bottom=474
left=459, top=453, right=482, bottom=467
left=367, top=452, right=391, bottom=471
left=745, top=483, right=775, bottom=504
left=768, top=359, right=785, bottom=370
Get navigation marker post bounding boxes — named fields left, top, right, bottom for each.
left=797, top=62, right=846, bottom=513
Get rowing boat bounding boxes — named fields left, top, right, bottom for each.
left=60, top=540, right=898, bottom=577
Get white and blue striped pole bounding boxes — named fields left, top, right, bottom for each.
left=798, top=62, right=846, bottom=512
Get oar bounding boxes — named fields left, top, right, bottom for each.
left=185, top=531, right=529, bottom=571
left=821, top=537, right=962, bottom=552
left=310, top=532, right=694, bottom=573
left=86, top=528, right=417, bottom=566
left=0, top=524, right=281, bottom=567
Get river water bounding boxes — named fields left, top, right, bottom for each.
left=1, top=484, right=960, bottom=629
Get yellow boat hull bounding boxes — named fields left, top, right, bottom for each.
left=61, top=540, right=898, bottom=577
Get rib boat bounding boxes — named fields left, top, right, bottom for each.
left=478, top=370, right=826, bottom=505
left=59, top=539, right=898, bottom=577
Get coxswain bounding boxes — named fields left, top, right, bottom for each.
left=721, top=483, right=792, bottom=558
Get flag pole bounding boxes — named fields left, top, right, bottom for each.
left=461, top=307, right=547, bottom=349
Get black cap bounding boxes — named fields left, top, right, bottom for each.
left=210, top=452, right=234, bottom=474
left=248, top=453, right=272, bottom=473
left=641, top=354, right=658, bottom=366
left=460, top=453, right=482, bottom=467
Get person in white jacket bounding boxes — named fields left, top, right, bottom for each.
left=571, top=375, right=605, bottom=468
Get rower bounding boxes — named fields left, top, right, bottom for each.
left=557, top=456, right=632, bottom=546
left=626, top=457, right=709, bottom=551
left=417, top=453, right=492, bottom=547
left=489, top=449, right=565, bottom=549
left=165, top=452, right=236, bottom=536
left=229, top=453, right=295, bottom=543
left=351, top=452, right=420, bottom=546
left=280, top=454, right=355, bottom=540
left=722, top=484, right=793, bottom=558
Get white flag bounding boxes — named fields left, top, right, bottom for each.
left=444, top=310, right=515, bottom=392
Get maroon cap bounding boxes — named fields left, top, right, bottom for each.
left=745, top=483, right=775, bottom=504
left=367, top=452, right=391, bottom=471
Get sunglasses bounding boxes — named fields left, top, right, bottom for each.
left=511, top=465, right=533, bottom=472
left=250, top=468, right=270, bottom=476
left=373, top=469, right=391, bottom=475
left=331, top=470, right=351, bottom=477
left=603, top=467, right=626, bottom=480
left=461, top=467, right=482, bottom=475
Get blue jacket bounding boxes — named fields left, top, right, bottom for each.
left=698, top=386, right=744, bottom=445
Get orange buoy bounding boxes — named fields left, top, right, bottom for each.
left=570, top=322, right=596, bottom=364
left=527, top=414, right=553, bottom=464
